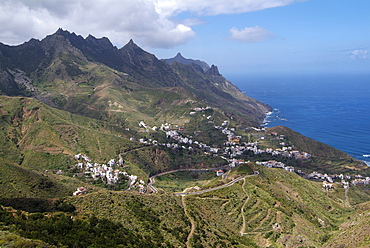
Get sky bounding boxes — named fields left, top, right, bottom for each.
left=0, top=0, right=369, bottom=76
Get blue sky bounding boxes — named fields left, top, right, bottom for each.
left=151, top=0, right=370, bottom=76
left=0, top=0, right=369, bottom=76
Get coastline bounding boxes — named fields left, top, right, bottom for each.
left=233, top=73, right=370, bottom=166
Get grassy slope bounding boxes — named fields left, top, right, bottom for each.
left=0, top=160, right=75, bottom=199
left=170, top=62, right=271, bottom=125
left=0, top=95, right=229, bottom=189
left=267, top=126, right=352, bottom=159
left=68, top=190, right=191, bottom=247
left=30, top=49, right=266, bottom=129
left=64, top=163, right=370, bottom=247
left=322, top=201, right=370, bottom=247
left=0, top=95, right=136, bottom=161
left=267, top=126, right=369, bottom=175
left=0, top=95, right=140, bottom=199
left=0, top=230, right=52, bottom=248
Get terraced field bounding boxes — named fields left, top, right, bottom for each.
left=147, top=163, right=369, bottom=247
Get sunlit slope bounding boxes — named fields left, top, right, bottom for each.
left=0, top=96, right=135, bottom=165
left=66, top=164, right=370, bottom=247
left=265, top=126, right=368, bottom=175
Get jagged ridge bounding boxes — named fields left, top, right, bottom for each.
left=0, top=28, right=271, bottom=127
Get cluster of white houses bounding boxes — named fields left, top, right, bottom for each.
left=73, top=154, right=145, bottom=191
left=189, top=106, right=212, bottom=115
left=351, top=177, right=370, bottom=185
left=135, top=119, right=314, bottom=169
left=135, top=118, right=369, bottom=190
left=256, top=160, right=295, bottom=172
left=215, top=125, right=312, bottom=160
left=240, top=141, right=312, bottom=160
left=306, top=171, right=370, bottom=188
left=164, top=124, right=313, bottom=163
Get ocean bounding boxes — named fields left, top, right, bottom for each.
left=227, top=73, right=370, bottom=166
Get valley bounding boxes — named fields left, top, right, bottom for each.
left=1, top=29, right=370, bottom=247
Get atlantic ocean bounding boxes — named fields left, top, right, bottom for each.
left=227, top=73, right=370, bottom=165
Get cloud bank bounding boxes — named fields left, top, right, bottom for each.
left=0, top=0, right=304, bottom=48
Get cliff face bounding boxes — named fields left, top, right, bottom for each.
left=0, top=29, right=271, bottom=126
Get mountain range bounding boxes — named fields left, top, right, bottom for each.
left=1, top=29, right=370, bottom=247
left=0, top=28, right=270, bottom=127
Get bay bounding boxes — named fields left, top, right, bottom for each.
left=227, top=73, right=370, bottom=165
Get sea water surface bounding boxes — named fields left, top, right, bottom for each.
left=227, top=73, right=370, bottom=165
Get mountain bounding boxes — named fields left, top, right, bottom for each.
left=162, top=52, right=210, bottom=72
left=0, top=28, right=271, bottom=128
left=1, top=29, right=370, bottom=247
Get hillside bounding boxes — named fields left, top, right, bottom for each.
left=2, top=163, right=370, bottom=247
left=0, top=95, right=369, bottom=247
left=322, top=201, right=370, bottom=247
left=264, top=126, right=368, bottom=175
left=1, top=29, right=370, bottom=247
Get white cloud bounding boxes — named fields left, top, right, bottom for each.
left=0, top=0, right=195, bottom=48
left=155, top=0, right=306, bottom=16
left=350, top=49, right=368, bottom=60
left=0, top=0, right=303, bottom=48
left=230, top=26, right=274, bottom=43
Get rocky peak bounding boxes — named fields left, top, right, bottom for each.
left=123, top=39, right=140, bottom=49
left=206, top=65, right=221, bottom=76
left=175, top=52, right=185, bottom=59
left=85, top=35, right=114, bottom=50
left=120, top=39, right=155, bottom=63
left=55, top=27, right=66, bottom=35
left=27, top=38, right=40, bottom=46
left=162, top=53, right=210, bottom=72
left=53, top=28, right=81, bottom=40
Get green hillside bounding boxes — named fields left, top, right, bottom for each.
left=0, top=163, right=365, bottom=247
left=266, top=126, right=368, bottom=175
left=322, top=201, right=370, bottom=247
left=1, top=30, right=370, bottom=247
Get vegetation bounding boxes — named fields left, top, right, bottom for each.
left=0, top=161, right=75, bottom=199
left=154, top=170, right=218, bottom=192
left=266, top=126, right=369, bottom=175
left=1, top=29, right=370, bottom=247
left=0, top=206, right=163, bottom=247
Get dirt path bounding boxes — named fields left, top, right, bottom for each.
left=345, top=186, right=351, bottom=207
left=174, top=175, right=256, bottom=196
left=221, top=199, right=231, bottom=208
left=240, top=178, right=249, bottom=235
left=122, top=145, right=152, bottom=154
left=182, top=196, right=196, bottom=248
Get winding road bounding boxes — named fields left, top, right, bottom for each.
left=147, top=167, right=257, bottom=195
left=174, top=175, right=255, bottom=196
left=147, top=166, right=233, bottom=193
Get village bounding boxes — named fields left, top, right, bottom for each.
left=72, top=153, right=147, bottom=195
left=71, top=107, right=370, bottom=195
